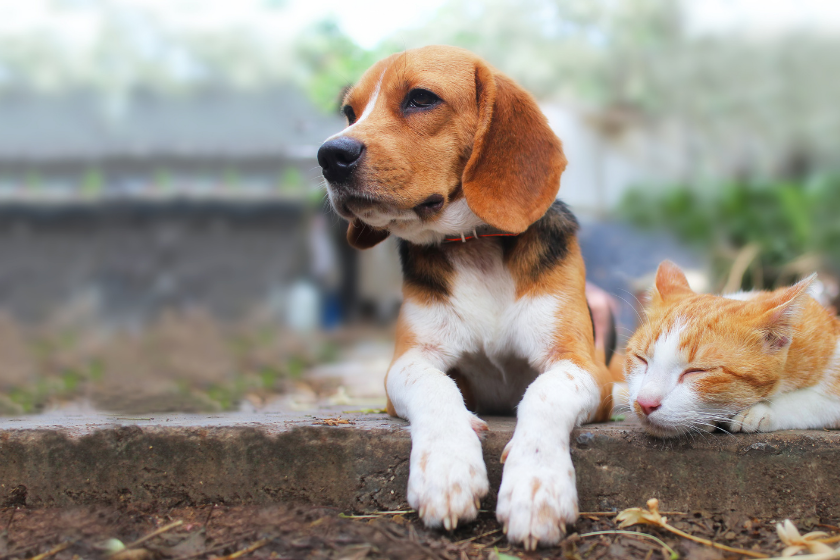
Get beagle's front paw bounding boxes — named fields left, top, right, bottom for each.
left=730, top=403, right=775, bottom=433
left=407, top=415, right=489, bottom=530
left=496, top=437, right=577, bottom=550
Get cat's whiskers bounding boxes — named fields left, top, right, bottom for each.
left=691, top=410, right=742, bottom=436
left=687, top=425, right=712, bottom=443
left=694, top=421, right=727, bottom=435
left=614, top=292, right=649, bottom=330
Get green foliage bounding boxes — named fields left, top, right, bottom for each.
left=81, top=168, right=104, bottom=197
left=316, top=341, right=340, bottom=364
left=259, top=367, right=280, bottom=390
left=619, top=177, right=840, bottom=290
left=286, top=356, right=305, bottom=379
left=206, top=384, right=234, bottom=410
left=295, top=19, right=391, bottom=113
left=24, top=171, right=42, bottom=191
left=154, top=169, right=173, bottom=192
left=280, top=167, right=304, bottom=193
left=222, top=167, right=241, bottom=189
left=1, top=319, right=335, bottom=415
left=381, top=0, right=840, bottom=178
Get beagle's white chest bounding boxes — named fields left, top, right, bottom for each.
left=402, top=243, right=557, bottom=411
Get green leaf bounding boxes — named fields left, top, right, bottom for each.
left=493, top=547, right=521, bottom=560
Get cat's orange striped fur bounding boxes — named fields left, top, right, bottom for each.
left=625, top=260, right=840, bottom=437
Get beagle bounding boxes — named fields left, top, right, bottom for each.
left=317, top=45, right=615, bottom=550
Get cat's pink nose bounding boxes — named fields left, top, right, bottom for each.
left=636, top=397, right=661, bottom=416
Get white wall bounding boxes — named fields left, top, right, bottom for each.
left=542, top=104, right=685, bottom=216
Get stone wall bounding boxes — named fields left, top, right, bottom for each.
left=0, top=201, right=314, bottom=326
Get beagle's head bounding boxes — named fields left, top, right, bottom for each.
left=317, top=45, right=567, bottom=249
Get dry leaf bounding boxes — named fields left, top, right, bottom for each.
left=616, top=498, right=668, bottom=529
left=315, top=417, right=354, bottom=426
left=776, top=520, right=833, bottom=557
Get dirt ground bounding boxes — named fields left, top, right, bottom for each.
left=2, top=503, right=837, bottom=560
left=0, top=313, right=394, bottom=416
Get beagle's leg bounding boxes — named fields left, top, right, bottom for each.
left=496, top=359, right=600, bottom=550
left=388, top=348, right=489, bottom=530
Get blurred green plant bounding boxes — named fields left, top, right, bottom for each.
left=0, top=317, right=345, bottom=415
left=286, top=356, right=305, bottom=379
left=222, top=167, right=241, bottom=190
left=295, top=19, right=391, bottom=113
left=279, top=167, right=304, bottom=193
left=619, top=176, right=840, bottom=290
left=81, top=168, right=104, bottom=198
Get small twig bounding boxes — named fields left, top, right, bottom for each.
left=580, top=511, right=686, bottom=517
left=617, top=499, right=768, bottom=558
left=454, top=528, right=501, bottom=545
left=8, top=544, right=40, bottom=558
left=28, top=542, right=72, bottom=560
left=339, top=510, right=415, bottom=519
left=475, top=535, right=505, bottom=550
left=662, top=523, right=767, bottom=558
left=203, top=504, right=216, bottom=529
left=114, top=520, right=183, bottom=553
left=5, top=507, right=16, bottom=531
left=214, top=538, right=270, bottom=560
left=580, top=531, right=677, bottom=559
left=12, top=534, right=61, bottom=558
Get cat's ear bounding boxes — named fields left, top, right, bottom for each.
left=650, top=261, right=693, bottom=306
left=756, top=273, right=817, bottom=351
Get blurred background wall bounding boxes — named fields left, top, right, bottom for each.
left=0, top=0, right=838, bottom=414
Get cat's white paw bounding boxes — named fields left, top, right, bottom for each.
left=408, top=415, right=489, bottom=530
left=731, top=403, right=775, bottom=432
left=496, top=437, right=577, bottom=550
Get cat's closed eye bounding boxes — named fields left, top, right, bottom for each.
left=679, top=368, right=711, bottom=383
left=631, top=354, right=649, bottom=374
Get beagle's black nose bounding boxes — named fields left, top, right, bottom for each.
left=318, top=137, right=365, bottom=183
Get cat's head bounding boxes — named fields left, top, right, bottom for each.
left=624, top=261, right=815, bottom=437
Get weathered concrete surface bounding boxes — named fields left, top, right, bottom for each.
left=1, top=409, right=838, bottom=518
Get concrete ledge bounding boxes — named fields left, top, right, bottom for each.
left=1, top=410, right=839, bottom=517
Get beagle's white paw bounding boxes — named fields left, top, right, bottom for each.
left=496, top=437, right=577, bottom=550
left=730, top=403, right=775, bottom=433
left=407, top=415, right=489, bottom=530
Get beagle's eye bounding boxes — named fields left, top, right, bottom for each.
left=405, top=89, right=441, bottom=111
left=343, top=105, right=357, bottom=125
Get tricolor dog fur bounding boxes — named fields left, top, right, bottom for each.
left=317, top=45, right=616, bottom=550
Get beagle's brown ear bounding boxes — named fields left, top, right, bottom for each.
left=347, top=219, right=389, bottom=249
left=462, top=63, right=566, bottom=233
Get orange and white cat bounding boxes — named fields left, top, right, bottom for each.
left=625, top=261, right=840, bottom=437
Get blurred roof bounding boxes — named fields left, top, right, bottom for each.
left=0, top=87, right=344, bottom=162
